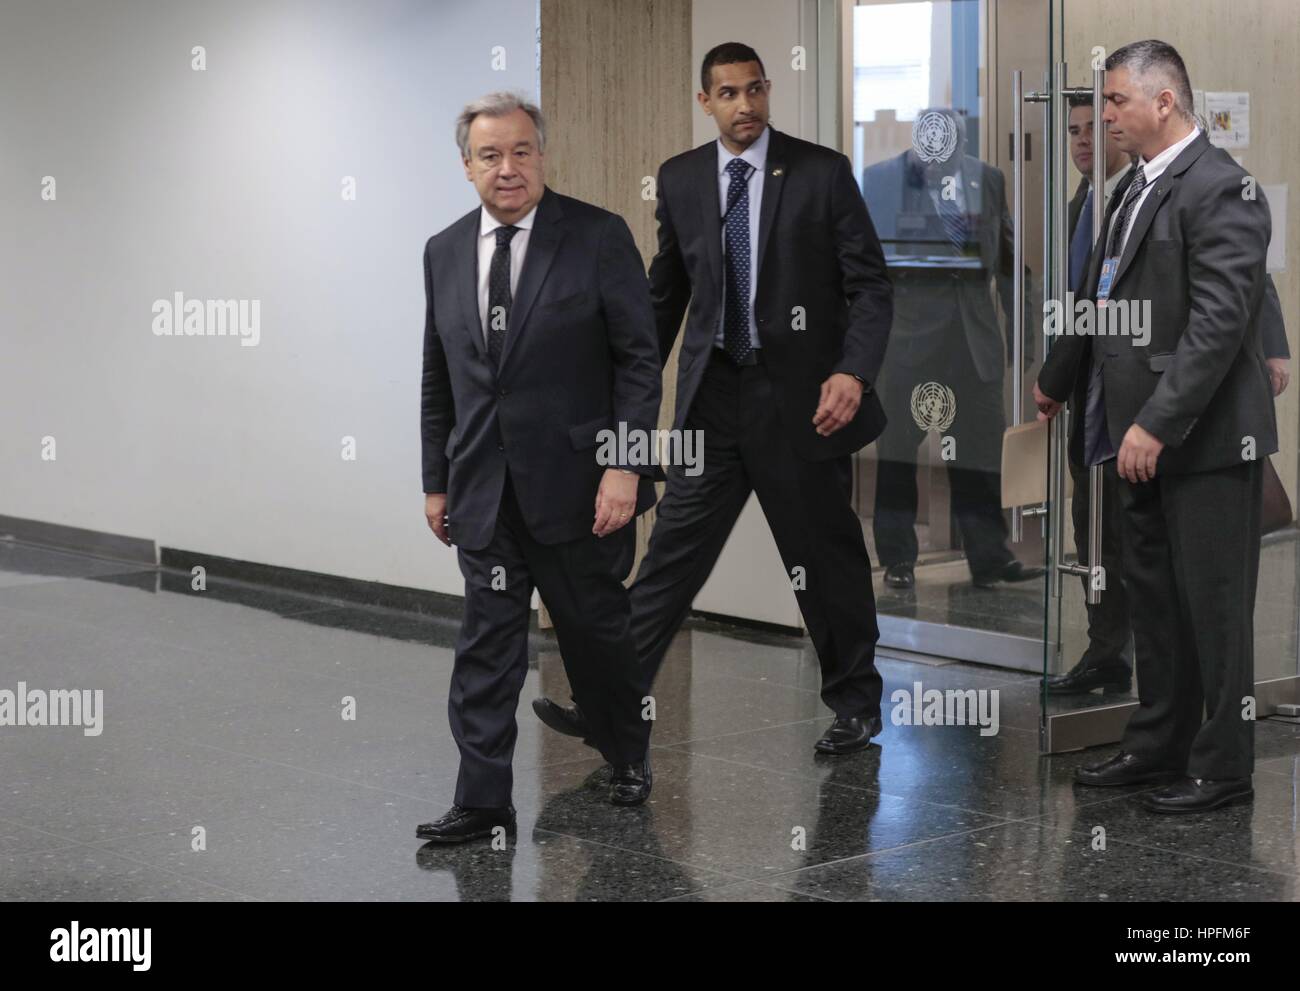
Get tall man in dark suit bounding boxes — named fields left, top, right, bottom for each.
left=1034, top=41, right=1275, bottom=812
left=416, top=92, right=662, bottom=843
left=863, top=109, right=1042, bottom=590
left=533, top=42, right=895, bottom=755
left=1051, top=97, right=1291, bottom=696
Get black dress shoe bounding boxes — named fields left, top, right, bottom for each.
left=883, top=563, right=915, bottom=589
left=1046, top=658, right=1132, bottom=695
left=814, top=715, right=883, bottom=755
left=610, top=758, right=652, bottom=806
left=416, top=805, right=517, bottom=844
left=1074, top=751, right=1181, bottom=787
left=1140, top=777, right=1253, bottom=813
left=532, top=697, right=595, bottom=747
left=972, top=560, right=1047, bottom=588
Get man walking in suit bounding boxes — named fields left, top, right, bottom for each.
left=534, top=42, right=894, bottom=755
left=416, top=92, right=662, bottom=843
left=1034, top=41, right=1275, bottom=812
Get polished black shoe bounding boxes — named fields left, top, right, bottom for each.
left=972, top=560, right=1047, bottom=588
left=814, top=715, right=883, bottom=755
left=610, top=758, right=652, bottom=806
left=532, top=697, right=595, bottom=747
left=1046, top=658, right=1132, bottom=695
left=416, top=805, right=517, bottom=844
left=1139, top=777, right=1253, bottom=814
left=1074, top=751, right=1181, bottom=787
left=883, top=563, right=915, bottom=589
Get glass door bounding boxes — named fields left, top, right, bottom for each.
left=845, top=0, right=1053, bottom=672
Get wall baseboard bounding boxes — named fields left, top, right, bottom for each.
left=159, top=547, right=465, bottom=619
left=0, top=514, right=156, bottom=565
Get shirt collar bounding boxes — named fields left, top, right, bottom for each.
left=479, top=201, right=539, bottom=238
left=716, top=124, right=771, bottom=176
left=1139, top=126, right=1200, bottom=184
left=1100, top=160, right=1132, bottom=200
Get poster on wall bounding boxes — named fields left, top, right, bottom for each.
left=1205, top=91, right=1250, bottom=148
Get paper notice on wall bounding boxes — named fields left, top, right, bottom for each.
left=1205, top=91, right=1250, bottom=148
left=1263, top=184, right=1287, bottom=273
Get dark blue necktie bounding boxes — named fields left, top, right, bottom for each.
left=722, top=157, right=754, bottom=364
left=1069, top=187, right=1093, bottom=294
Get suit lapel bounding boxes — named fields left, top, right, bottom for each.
left=455, top=211, right=487, bottom=361
left=1111, top=132, right=1210, bottom=293
left=755, top=128, right=787, bottom=279
left=1082, top=170, right=1131, bottom=297
left=695, top=143, right=724, bottom=300
left=499, top=187, right=564, bottom=371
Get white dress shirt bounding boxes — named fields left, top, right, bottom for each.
left=715, top=124, right=769, bottom=349
left=477, top=202, right=538, bottom=343
left=1105, top=127, right=1199, bottom=259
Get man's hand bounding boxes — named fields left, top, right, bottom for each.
left=424, top=493, right=450, bottom=546
left=1117, top=423, right=1164, bottom=484
left=1032, top=380, right=1063, bottom=421
left=594, top=469, right=638, bottom=537
left=813, top=373, right=863, bottom=437
left=1267, top=357, right=1290, bottom=397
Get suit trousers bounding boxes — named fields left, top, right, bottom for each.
left=450, top=472, right=650, bottom=808
left=629, top=349, right=884, bottom=719
left=872, top=344, right=1013, bottom=577
left=1116, top=457, right=1262, bottom=779
left=1067, top=457, right=1133, bottom=669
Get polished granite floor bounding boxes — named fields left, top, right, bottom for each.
left=1, top=537, right=1299, bottom=902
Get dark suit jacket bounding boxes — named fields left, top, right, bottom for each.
left=1040, top=131, right=1276, bottom=475
left=862, top=150, right=1030, bottom=382
left=420, top=188, right=661, bottom=550
left=649, top=128, right=893, bottom=461
left=1069, top=172, right=1289, bottom=360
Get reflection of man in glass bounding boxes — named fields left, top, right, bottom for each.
left=862, top=107, right=1042, bottom=589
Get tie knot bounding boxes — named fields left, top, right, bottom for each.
left=726, top=158, right=751, bottom=180
left=495, top=225, right=519, bottom=248
left=1130, top=164, right=1147, bottom=190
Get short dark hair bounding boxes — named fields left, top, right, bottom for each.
left=1105, top=39, right=1195, bottom=121
left=700, top=42, right=766, bottom=94
left=1067, top=92, right=1093, bottom=111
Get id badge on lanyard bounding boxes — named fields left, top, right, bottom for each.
left=1096, top=257, right=1119, bottom=306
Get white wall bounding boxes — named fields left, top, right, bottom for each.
left=0, top=0, right=538, bottom=596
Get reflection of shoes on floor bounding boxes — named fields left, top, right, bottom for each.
left=971, top=560, right=1046, bottom=588
left=883, top=563, right=915, bottom=589
left=1046, top=658, right=1132, bottom=695
left=1139, top=777, right=1253, bottom=813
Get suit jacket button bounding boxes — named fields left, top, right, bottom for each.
left=497, top=443, right=505, bottom=452
left=499, top=388, right=508, bottom=397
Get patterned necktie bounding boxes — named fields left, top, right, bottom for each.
left=487, top=225, right=518, bottom=367
left=722, top=157, right=754, bottom=364
left=1105, top=163, right=1147, bottom=260
left=937, top=189, right=969, bottom=254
